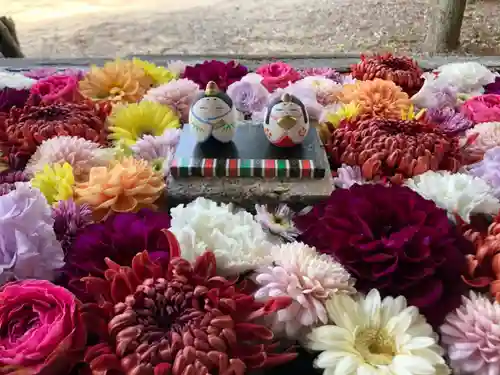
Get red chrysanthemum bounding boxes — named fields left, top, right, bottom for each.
left=325, top=118, right=464, bottom=184
left=0, top=101, right=109, bottom=169
left=350, top=53, right=424, bottom=96
left=80, top=249, right=296, bottom=375
left=183, top=60, right=248, bottom=92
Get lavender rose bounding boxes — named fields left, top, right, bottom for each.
left=227, top=79, right=269, bottom=115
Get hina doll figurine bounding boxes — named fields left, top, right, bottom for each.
left=188, top=81, right=236, bottom=143
left=263, top=93, right=309, bottom=147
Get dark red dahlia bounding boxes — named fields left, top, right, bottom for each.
left=62, top=209, right=178, bottom=300
left=183, top=60, right=248, bottom=91
left=81, top=251, right=295, bottom=375
left=351, top=53, right=424, bottom=96
left=0, top=101, right=108, bottom=169
left=326, top=118, right=464, bottom=184
left=294, top=184, right=472, bottom=327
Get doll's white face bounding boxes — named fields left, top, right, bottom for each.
left=269, top=101, right=304, bottom=121
left=191, top=97, right=231, bottom=119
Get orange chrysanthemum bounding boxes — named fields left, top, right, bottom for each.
left=339, top=78, right=411, bottom=120
left=79, top=60, right=153, bottom=103
left=75, top=157, right=165, bottom=221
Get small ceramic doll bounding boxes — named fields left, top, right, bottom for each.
left=263, top=93, right=309, bottom=147
left=188, top=81, right=236, bottom=143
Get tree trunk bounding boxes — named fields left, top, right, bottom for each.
left=0, top=16, right=24, bottom=58
left=424, top=0, right=467, bottom=52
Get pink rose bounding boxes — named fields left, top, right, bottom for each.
left=30, top=75, right=84, bottom=104
left=256, top=62, right=301, bottom=92
left=0, top=280, right=87, bottom=374
left=461, top=94, right=500, bottom=124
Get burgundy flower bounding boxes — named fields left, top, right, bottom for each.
left=62, top=209, right=179, bottom=299
left=485, top=76, right=500, bottom=95
left=0, top=88, right=30, bottom=112
left=183, top=60, right=248, bottom=91
left=80, top=250, right=296, bottom=375
left=0, top=101, right=108, bottom=170
left=294, top=184, right=472, bottom=327
left=350, top=53, right=424, bottom=96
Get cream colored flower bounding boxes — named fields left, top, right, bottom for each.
left=307, top=289, right=449, bottom=375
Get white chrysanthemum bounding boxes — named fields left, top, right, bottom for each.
left=25, top=136, right=112, bottom=180
left=307, top=289, right=449, bottom=375
left=169, top=197, right=273, bottom=273
left=434, top=62, right=497, bottom=94
left=0, top=71, right=36, bottom=89
left=292, top=76, right=343, bottom=106
left=404, top=170, right=500, bottom=223
left=255, top=242, right=355, bottom=339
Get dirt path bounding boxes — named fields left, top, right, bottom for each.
left=1, top=0, right=500, bottom=58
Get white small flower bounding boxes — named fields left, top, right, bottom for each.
left=405, top=170, right=500, bottom=223
left=0, top=71, right=36, bottom=90
left=255, top=242, right=355, bottom=339
left=254, top=204, right=300, bottom=242
left=170, top=197, right=273, bottom=273
left=307, top=289, right=449, bottom=375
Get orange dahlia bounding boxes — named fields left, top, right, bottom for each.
left=74, top=157, right=165, bottom=221
left=339, top=78, right=411, bottom=120
left=79, top=60, right=153, bottom=103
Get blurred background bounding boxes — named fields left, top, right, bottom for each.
left=0, top=0, right=499, bottom=58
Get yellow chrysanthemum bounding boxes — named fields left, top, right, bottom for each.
left=326, top=102, right=361, bottom=128
left=401, top=104, right=426, bottom=121
left=30, top=163, right=75, bottom=205
left=108, top=101, right=181, bottom=146
left=132, top=58, right=177, bottom=85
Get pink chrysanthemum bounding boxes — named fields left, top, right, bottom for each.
left=143, top=79, right=200, bottom=123
left=440, top=292, right=500, bottom=375
left=25, top=136, right=110, bottom=181
left=333, top=164, right=367, bottom=189
left=254, top=242, right=355, bottom=339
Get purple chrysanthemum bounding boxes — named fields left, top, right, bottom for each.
left=425, top=106, right=474, bottom=135
left=52, top=199, right=93, bottom=252
left=468, top=146, right=500, bottom=198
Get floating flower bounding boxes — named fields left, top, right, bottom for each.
left=170, top=197, right=273, bottom=273
left=401, top=103, right=426, bottom=121
left=52, top=199, right=93, bottom=252
left=307, top=289, right=448, bottom=375
left=291, top=76, right=343, bottom=106
left=440, top=292, right=500, bottom=375
left=326, top=118, right=463, bottom=184
left=461, top=94, right=500, bottom=123
left=227, top=79, right=269, bottom=115
left=300, top=67, right=343, bottom=83
left=131, top=128, right=181, bottom=161
left=24, top=67, right=85, bottom=80
left=254, top=204, right=301, bottom=242
left=333, top=164, right=367, bottom=189
left=0, top=71, right=35, bottom=111
left=323, top=102, right=360, bottom=128
left=425, top=106, right=473, bottom=135
left=132, top=58, right=176, bottom=86
left=485, top=76, right=500, bottom=95
left=411, top=72, right=458, bottom=110
left=29, top=74, right=83, bottom=104
left=75, top=157, right=165, bottom=221
left=63, top=209, right=177, bottom=298
left=255, top=242, right=355, bottom=339
left=81, top=251, right=296, bottom=375
left=461, top=218, right=500, bottom=302
left=183, top=60, right=248, bottom=91
left=462, top=122, right=500, bottom=161
left=433, top=62, right=497, bottom=94
left=294, top=184, right=471, bottom=326
left=256, top=61, right=301, bottom=92
left=405, top=170, right=500, bottom=223
left=339, top=78, right=411, bottom=120
left=79, top=59, right=153, bottom=103
left=108, top=101, right=180, bottom=147
left=143, top=78, right=200, bottom=123
left=0, top=280, right=87, bottom=374
left=468, top=146, right=500, bottom=198
left=0, top=171, right=28, bottom=196
left=0, top=184, right=64, bottom=284
left=166, top=59, right=187, bottom=77
left=350, top=53, right=424, bottom=95
left=25, top=136, right=110, bottom=181
left=31, top=162, right=75, bottom=205
left=0, top=101, right=108, bottom=169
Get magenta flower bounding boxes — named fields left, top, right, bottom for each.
left=52, top=199, right=93, bottom=252
left=461, top=94, right=500, bottom=123
left=183, top=60, right=248, bottom=91
left=30, top=74, right=84, bottom=104
left=256, top=61, right=301, bottom=92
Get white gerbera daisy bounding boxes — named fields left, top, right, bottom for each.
left=404, top=170, right=500, bottom=223
left=169, top=197, right=273, bottom=273
left=307, top=289, right=449, bottom=375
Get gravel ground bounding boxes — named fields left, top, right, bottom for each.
left=7, top=0, right=500, bottom=58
